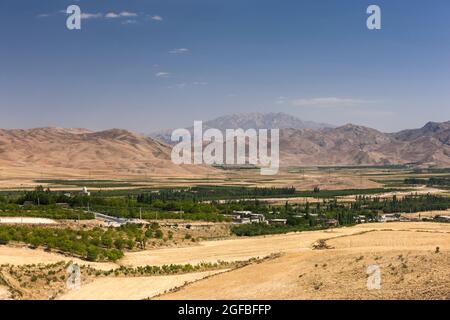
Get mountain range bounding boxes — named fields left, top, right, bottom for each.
left=150, top=112, right=334, bottom=144
left=280, top=121, right=450, bottom=166
left=0, top=127, right=214, bottom=179
left=0, top=114, right=449, bottom=180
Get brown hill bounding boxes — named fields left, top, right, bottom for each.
left=0, top=127, right=214, bottom=180
left=280, top=122, right=450, bottom=167
left=150, top=113, right=450, bottom=167
left=0, top=120, right=448, bottom=183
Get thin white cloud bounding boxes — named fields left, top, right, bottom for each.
left=169, top=48, right=190, bottom=54
left=105, top=12, right=120, bottom=18
left=80, top=12, right=103, bottom=20
left=151, top=15, right=163, bottom=21
left=105, top=11, right=138, bottom=19
left=120, top=11, right=138, bottom=17
left=156, top=72, right=170, bottom=78
left=291, top=97, right=376, bottom=108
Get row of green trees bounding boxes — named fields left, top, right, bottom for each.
left=231, top=194, right=450, bottom=236
left=360, top=194, right=450, bottom=213
left=0, top=204, right=93, bottom=220
left=136, top=186, right=297, bottom=203
left=404, top=177, right=450, bottom=187
left=0, top=223, right=164, bottom=262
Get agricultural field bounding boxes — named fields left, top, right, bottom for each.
left=1, top=222, right=449, bottom=300
left=0, top=167, right=450, bottom=300
left=157, top=222, right=450, bottom=300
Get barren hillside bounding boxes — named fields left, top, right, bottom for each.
left=0, top=127, right=215, bottom=179
left=280, top=122, right=450, bottom=166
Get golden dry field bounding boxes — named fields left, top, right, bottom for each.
left=1, top=222, right=450, bottom=300
left=157, top=222, right=450, bottom=300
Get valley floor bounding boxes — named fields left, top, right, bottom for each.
left=1, top=222, right=450, bottom=300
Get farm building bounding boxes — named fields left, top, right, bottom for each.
left=380, top=214, right=400, bottom=222
left=232, top=211, right=266, bottom=224
left=80, top=186, right=90, bottom=196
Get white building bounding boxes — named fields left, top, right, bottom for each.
left=380, top=214, right=400, bottom=222
left=80, top=186, right=90, bottom=196
left=232, top=211, right=266, bottom=224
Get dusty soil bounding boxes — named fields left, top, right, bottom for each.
left=2, top=222, right=450, bottom=300
left=157, top=223, right=450, bottom=300
left=157, top=250, right=450, bottom=300
left=57, top=270, right=229, bottom=300
left=0, top=285, right=11, bottom=300
left=2, top=222, right=447, bottom=269
left=119, top=222, right=449, bottom=267
left=0, top=217, right=58, bottom=225
left=0, top=246, right=117, bottom=271
left=0, top=167, right=382, bottom=190
left=119, top=228, right=354, bottom=267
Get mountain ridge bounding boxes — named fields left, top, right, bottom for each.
left=150, top=112, right=335, bottom=144
left=0, top=127, right=215, bottom=178
left=280, top=121, right=450, bottom=167
left=0, top=118, right=449, bottom=180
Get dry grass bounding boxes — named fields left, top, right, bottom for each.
left=156, top=222, right=450, bottom=300
left=57, top=270, right=228, bottom=300
left=0, top=285, right=11, bottom=300
left=0, top=246, right=117, bottom=271
left=2, top=222, right=450, bottom=300
left=0, top=217, right=58, bottom=225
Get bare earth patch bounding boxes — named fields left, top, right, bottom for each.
left=0, top=285, right=11, bottom=300
left=156, top=222, right=450, bottom=300
left=0, top=217, right=58, bottom=225
left=0, top=246, right=117, bottom=271
left=2, top=222, right=450, bottom=300
left=57, top=270, right=228, bottom=300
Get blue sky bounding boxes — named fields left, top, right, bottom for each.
left=0, top=0, right=449, bottom=132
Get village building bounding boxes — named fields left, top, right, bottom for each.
left=380, top=213, right=400, bottom=222
left=80, top=186, right=90, bottom=196
left=232, top=211, right=267, bottom=224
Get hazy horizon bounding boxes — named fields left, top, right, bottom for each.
left=0, top=111, right=448, bottom=135
left=1, top=0, right=450, bottom=132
